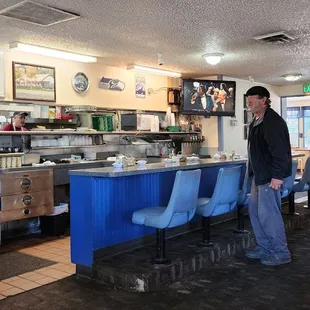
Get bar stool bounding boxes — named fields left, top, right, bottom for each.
left=281, top=160, right=298, bottom=215
left=132, top=169, right=201, bottom=265
left=290, top=157, right=310, bottom=214
left=234, top=164, right=252, bottom=234
left=195, top=165, right=242, bottom=247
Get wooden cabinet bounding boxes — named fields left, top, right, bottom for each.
left=0, top=169, right=54, bottom=222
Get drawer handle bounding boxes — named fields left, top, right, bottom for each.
left=21, top=178, right=32, bottom=190
left=23, top=208, right=30, bottom=215
left=22, top=195, right=33, bottom=206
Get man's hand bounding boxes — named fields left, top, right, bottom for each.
left=269, top=178, right=283, bottom=190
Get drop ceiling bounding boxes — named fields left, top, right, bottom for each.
left=0, top=0, right=310, bottom=86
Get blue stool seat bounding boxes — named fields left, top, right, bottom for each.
left=132, top=207, right=195, bottom=229
left=281, top=160, right=298, bottom=198
left=281, top=189, right=290, bottom=198
left=132, top=207, right=166, bottom=226
left=280, top=160, right=298, bottom=215
left=196, top=165, right=242, bottom=246
left=293, top=181, right=309, bottom=193
left=234, top=163, right=252, bottom=234
left=132, top=169, right=201, bottom=264
left=197, top=198, right=210, bottom=207
left=197, top=198, right=234, bottom=217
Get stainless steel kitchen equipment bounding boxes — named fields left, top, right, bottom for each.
left=22, top=153, right=41, bottom=165
left=0, top=169, right=54, bottom=244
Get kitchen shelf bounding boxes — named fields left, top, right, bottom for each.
left=0, top=131, right=201, bottom=136
left=27, top=118, right=77, bottom=125
left=31, top=145, right=106, bottom=150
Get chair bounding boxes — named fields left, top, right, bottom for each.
left=234, top=164, right=252, bottom=234
left=132, top=169, right=201, bottom=265
left=290, top=157, right=310, bottom=214
left=281, top=160, right=298, bottom=215
left=196, top=165, right=242, bottom=247
left=297, top=158, right=304, bottom=174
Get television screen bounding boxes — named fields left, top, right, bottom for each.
left=181, top=79, right=236, bottom=116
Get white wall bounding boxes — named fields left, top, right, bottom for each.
left=222, top=76, right=280, bottom=156
left=277, top=84, right=305, bottom=97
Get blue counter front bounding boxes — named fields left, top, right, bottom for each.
left=69, top=159, right=247, bottom=267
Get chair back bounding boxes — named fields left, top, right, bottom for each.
left=160, top=169, right=201, bottom=229
left=210, top=166, right=242, bottom=214
left=282, top=160, right=298, bottom=195
left=238, top=163, right=252, bottom=205
left=300, top=157, right=310, bottom=184
left=292, top=157, right=310, bottom=192
left=166, top=169, right=201, bottom=216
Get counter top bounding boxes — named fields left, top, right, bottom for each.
left=69, top=158, right=247, bottom=178
left=0, top=131, right=200, bottom=136
left=0, top=159, right=110, bottom=173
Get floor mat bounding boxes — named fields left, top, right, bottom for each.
left=0, top=252, right=56, bottom=280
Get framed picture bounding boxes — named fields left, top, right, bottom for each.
left=135, top=75, right=146, bottom=98
left=243, top=94, right=248, bottom=109
left=244, top=110, right=254, bottom=124
left=244, top=125, right=248, bottom=140
left=12, top=62, right=56, bottom=102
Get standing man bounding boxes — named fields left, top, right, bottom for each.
left=191, top=85, right=208, bottom=110
left=245, top=86, right=292, bottom=266
left=2, top=112, right=29, bottom=131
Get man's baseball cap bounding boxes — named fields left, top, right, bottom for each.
left=13, top=112, right=28, bottom=117
left=245, top=86, right=270, bottom=98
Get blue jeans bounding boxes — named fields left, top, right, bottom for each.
left=248, top=179, right=290, bottom=256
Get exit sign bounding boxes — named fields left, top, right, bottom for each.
left=303, top=83, right=310, bottom=93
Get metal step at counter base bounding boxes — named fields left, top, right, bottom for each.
left=76, top=205, right=310, bottom=292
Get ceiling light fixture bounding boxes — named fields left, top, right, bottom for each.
left=127, top=65, right=181, bottom=77
left=202, top=53, right=224, bottom=65
left=9, top=42, right=97, bottom=63
left=283, top=74, right=302, bottom=81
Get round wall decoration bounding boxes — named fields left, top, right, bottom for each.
left=72, top=72, right=89, bottom=93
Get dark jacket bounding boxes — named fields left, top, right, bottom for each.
left=248, top=107, right=292, bottom=186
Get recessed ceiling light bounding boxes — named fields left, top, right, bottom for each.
left=283, top=74, right=302, bottom=81
left=202, top=53, right=224, bottom=65
left=9, top=42, right=97, bottom=63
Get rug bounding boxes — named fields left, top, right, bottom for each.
left=0, top=251, right=56, bottom=280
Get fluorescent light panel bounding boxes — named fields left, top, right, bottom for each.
left=9, top=42, right=97, bottom=63
left=127, top=65, right=181, bottom=77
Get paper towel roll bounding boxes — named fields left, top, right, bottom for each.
left=154, top=116, right=159, bottom=132
left=170, top=113, right=175, bottom=126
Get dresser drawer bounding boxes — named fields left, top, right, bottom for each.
left=0, top=169, right=53, bottom=195
left=0, top=190, right=53, bottom=211
left=0, top=205, right=52, bottom=222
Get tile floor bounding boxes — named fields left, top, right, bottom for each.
left=0, top=236, right=75, bottom=300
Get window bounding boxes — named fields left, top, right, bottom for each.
left=303, top=107, right=310, bottom=148
left=286, top=107, right=300, bottom=147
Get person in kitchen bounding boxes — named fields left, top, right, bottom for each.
left=2, top=112, right=29, bottom=131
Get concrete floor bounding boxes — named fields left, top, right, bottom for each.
left=1, top=221, right=310, bottom=309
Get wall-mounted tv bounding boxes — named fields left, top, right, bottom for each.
left=181, top=79, right=236, bottom=117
